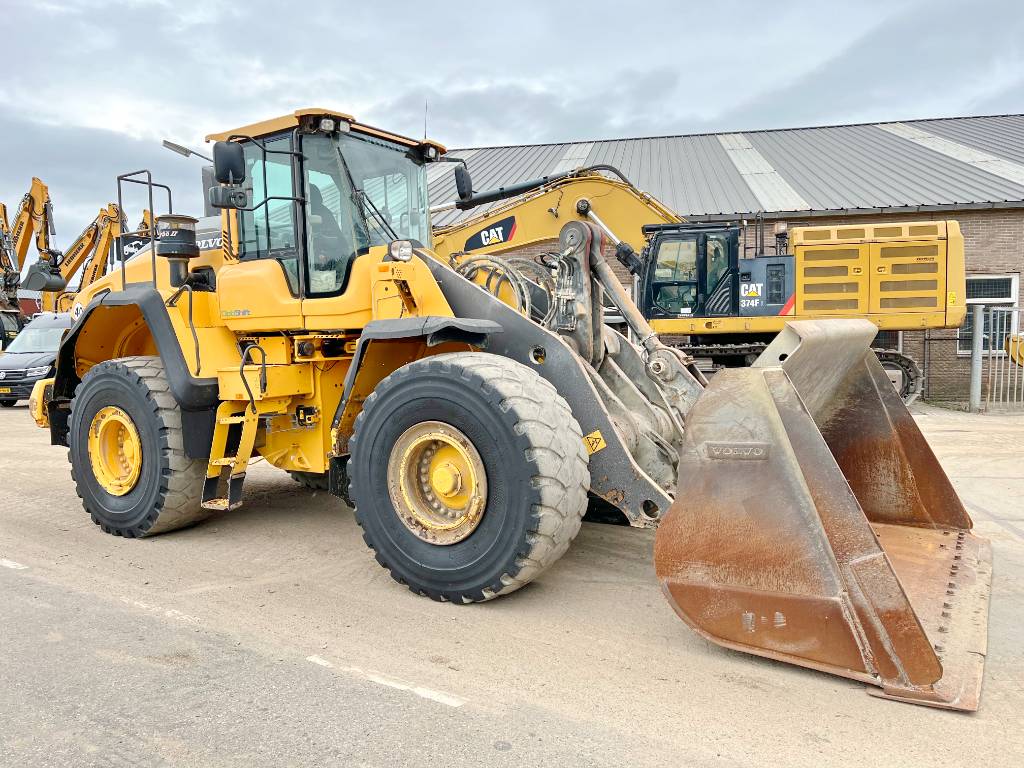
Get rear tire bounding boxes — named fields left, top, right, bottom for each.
left=349, top=352, right=589, bottom=603
left=0, top=399, right=16, bottom=408
left=68, top=356, right=208, bottom=537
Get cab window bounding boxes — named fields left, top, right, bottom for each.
left=706, top=234, right=730, bottom=290
left=652, top=239, right=698, bottom=314
left=238, top=135, right=300, bottom=293
left=341, top=133, right=430, bottom=246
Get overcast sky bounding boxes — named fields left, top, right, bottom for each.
left=2, top=0, right=1022, bottom=249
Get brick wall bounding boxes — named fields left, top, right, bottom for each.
left=477, top=209, right=1024, bottom=404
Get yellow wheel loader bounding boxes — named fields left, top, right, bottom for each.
left=31, top=109, right=990, bottom=710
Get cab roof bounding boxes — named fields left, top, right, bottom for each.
left=204, top=108, right=446, bottom=154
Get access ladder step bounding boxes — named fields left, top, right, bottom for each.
left=202, top=404, right=260, bottom=511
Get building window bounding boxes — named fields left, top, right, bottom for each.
left=957, top=274, right=1020, bottom=355
left=873, top=330, right=902, bottom=351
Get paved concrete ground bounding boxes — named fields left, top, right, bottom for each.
left=0, top=403, right=1022, bottom=767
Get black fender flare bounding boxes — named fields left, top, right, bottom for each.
left=329, top=316, right=502, bottom=459
left=50, top=285, right=218, bottom=455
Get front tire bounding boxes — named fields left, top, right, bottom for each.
left=349, top=352, right=589, bottom=603
left=68, top=356, right=208, bottom=537
left=0, top=399, right=16, bottom=408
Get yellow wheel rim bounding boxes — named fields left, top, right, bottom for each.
left=387, top=421, right=488, bottom=546
left=88, top=406, right=143, bottom=496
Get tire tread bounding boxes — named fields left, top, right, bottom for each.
left=350, top=352, right=589, bottom=602
left=69, top=356, right=207, bottom=537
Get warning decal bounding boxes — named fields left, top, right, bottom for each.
left=583, top=430, right=607, bottom=455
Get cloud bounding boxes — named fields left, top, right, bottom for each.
left=1, top=0, right=1021, bottom=255
left=718, top=0, right=1024, bottom=130
left=0, top=107, right=206, bottom=262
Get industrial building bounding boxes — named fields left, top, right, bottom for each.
left=428, top=114, right=1024, bottom=403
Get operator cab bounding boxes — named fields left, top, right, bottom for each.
left=638, top=224, right=795, bottom=323
left=206, top=109, right=443, bottom=301
left=639, top=224, right=739, bottom=320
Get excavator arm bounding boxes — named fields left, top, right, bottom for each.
left=6, top=177, right=57, bottom=271
left=29, top=204, right=124, bottom=312
left=0, top=202, right=13, bottom=274
left=1, top=177, right=57, bottom=317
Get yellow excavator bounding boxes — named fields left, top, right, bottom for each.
left=0, top=177, right=63, bottom=345
left=23, top=203, right=126, bottom=313
left=30, top=109, right=990, bottom=710
left=431, top=168, right=966, bottom=402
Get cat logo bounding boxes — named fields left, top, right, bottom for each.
left=463, top=216, right=517, bottom=252
left=741, top=282, right=763, bottom=298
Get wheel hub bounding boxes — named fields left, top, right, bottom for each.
left=88, top=406, right=143, bottom=496
left=388, top=421, right=487, bottom=545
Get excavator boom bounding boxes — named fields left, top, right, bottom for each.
left=432, top=167, right=681, bottom=269
left=6, top=177, right=56, bottom=269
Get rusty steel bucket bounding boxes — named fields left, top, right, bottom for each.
left=655, top=319, right=992, bottom=710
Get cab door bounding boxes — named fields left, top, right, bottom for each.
left=217, top=133, right=306, bottom=333
left=697, top=230, right=739, bottom=317
left=642, top=235, right=700, bottom=318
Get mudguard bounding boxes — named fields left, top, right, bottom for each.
left=49, top=285, right=217, bottom=455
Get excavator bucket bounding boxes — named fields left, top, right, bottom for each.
left=655, top=319, right=992, bottom=710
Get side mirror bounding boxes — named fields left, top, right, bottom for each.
left=454, top=165, right=473, bottom=203
left=212, top=141, right=245, bottom=185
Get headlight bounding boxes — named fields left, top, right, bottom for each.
left=388, top=240, right=414, bottom=262
left=26, top=366, right=51, bottom=378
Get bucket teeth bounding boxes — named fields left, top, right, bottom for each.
left=655, top=319, right=991, bottom=711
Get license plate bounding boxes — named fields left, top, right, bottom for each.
left=0, top=387, right=11, bottom=394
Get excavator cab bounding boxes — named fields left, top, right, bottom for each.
left=640, top=224, right=741, bottom=321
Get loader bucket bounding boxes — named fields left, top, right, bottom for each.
left=655, top=319, right=991, bottom=710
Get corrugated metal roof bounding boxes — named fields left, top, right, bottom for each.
left=428, top=114, right=1024, bottom=225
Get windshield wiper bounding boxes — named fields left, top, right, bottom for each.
left=358, top=191, right=399, bottom=241
left=334, top=146, right=400, bottom=242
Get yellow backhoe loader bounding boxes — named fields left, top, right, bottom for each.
left=0, top=177, right=63, bottom=344
left=31, top=109, right=990, bottom=710
left=23, top=203, right=126, bottom=313
left=431, top=168, right=966, bottom=402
